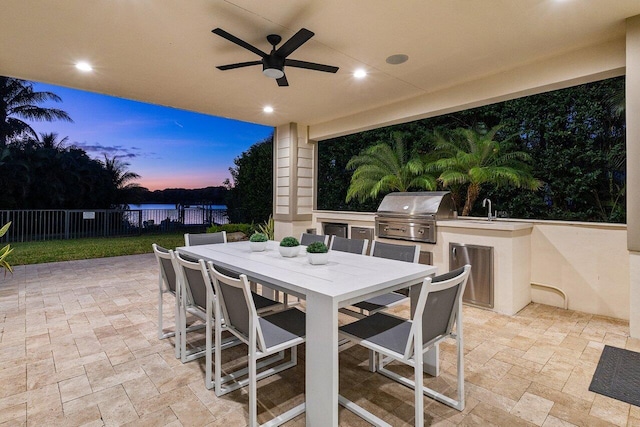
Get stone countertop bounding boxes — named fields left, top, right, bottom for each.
left=437, top=218, right=534, bottom=231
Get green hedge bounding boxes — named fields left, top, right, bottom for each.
left=207, top=223, right=255, bottom=235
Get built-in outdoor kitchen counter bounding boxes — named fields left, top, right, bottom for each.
left=312, top=211, right=533, bottom=316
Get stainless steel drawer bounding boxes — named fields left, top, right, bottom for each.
left=450, top=243, right=494, bottom=309
left=351, top=227, right=374, bottom=254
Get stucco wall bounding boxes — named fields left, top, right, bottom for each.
left=530, top=222, right=629, bottom=320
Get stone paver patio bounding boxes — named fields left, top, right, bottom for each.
left=1, top=254, right=639, bottom=426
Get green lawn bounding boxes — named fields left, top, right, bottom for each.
left=8, top=232, right=186, bottom=266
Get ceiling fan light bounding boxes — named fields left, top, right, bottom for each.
left=263, top=67, right=284, bottom=79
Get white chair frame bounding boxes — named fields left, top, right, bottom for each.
left=209, top=264, right=306, bottom=427
left=173, top=252, right=238, bottom=363
left=153, top=244, right=209, bottom=359
left=152, top=244, right=181, bottom=359
left=203, top=261, right=289, bottom=394
left=339, top=265, right=471, bottom=425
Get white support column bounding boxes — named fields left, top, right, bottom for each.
left=273, top=123, right=315, bottom=239
left=626, top=15, right=640, bottom=338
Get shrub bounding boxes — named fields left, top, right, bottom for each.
left=256, top=215, right=274, bottom=240
left=306, top=241, right=328, bottom=253
left=207, top=223, right=255, bottom=235
left=279, top=236, right=299, bottom=247
left=249, top=232, right=267, bottom=242
left=0, top=222, right=13, bottom=275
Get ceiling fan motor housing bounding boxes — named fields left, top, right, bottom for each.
left=262, top=55, right=285, bottom=78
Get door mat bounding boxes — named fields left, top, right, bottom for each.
left=589, top=345, right=640, bottom=407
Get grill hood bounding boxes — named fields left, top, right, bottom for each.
left=375, top=191, right=456, bottom=243
left=376, top=191, right=456, bottom=219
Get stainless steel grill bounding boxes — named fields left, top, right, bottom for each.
left=375, top=191, right=455, bottom=243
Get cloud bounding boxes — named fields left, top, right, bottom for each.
left=73, top=142, right=152, bottom=159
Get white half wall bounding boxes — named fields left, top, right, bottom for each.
left=312, top=211, right=630, bottom=320
left=530, top=223, right=629, bottom=320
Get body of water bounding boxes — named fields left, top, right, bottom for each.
left=127, top=204, right=228, bottom=225
left=129, top=203, right=227, bottom=210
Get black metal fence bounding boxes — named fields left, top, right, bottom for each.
left=0, top=208, right=228, bottom=243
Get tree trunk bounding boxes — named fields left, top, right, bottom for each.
left=462, top=183, right=480, bottom=216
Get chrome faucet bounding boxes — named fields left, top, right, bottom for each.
left=482, top=198, right=496, bottom=221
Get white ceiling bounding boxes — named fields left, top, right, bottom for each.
left=1, top=0, right=639, bottom=129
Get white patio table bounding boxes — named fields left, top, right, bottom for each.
left=178, top=240, right=437, bottom=426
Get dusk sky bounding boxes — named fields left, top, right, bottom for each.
left=27, top=81, right=274, bottom=191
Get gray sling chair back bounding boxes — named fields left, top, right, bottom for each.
left=184, top=231, right=227, bottom=246
left=328, top=235, right=368, bottom=255
left=209, top=263, right=306, bottom=426
left=173, top=251, right=227, bottom=363
left=339, top=265, right=471, bottom=425
left=152, top=244, right=182, bottom=359
left=299, top=232, right=329, bottom=246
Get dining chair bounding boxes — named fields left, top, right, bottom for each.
left=209, top=264, right=306, bottom=427
left=339, top=265, right=471, bottom=425
left=299, top=232, right=329, bottom=246
left=185, top=230, right=241, bottom=278
left=329, top=235, right=368, bottom=255
left=184, top=231, right=227, bottom=246
left=350, top=241, right=421, bottom=315
left=174, top=252, right=282, bottom=364
left=153, top=245, right=211, bottom=359
left=152, top=244, right=181, bottom=358
left=173, top=251, right=224, bottom=363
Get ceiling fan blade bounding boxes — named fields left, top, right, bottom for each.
left=212, top=28, right=267, bottom=57
left=275, top=28, right=314, bottom=58
left=216, top=61, right=263, bottom=71
left=276, top=74, right=289, bottom=87
left=285, top=59, right=339, bottom=73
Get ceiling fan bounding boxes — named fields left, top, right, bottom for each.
left=212, top=27, right=339, bottom=87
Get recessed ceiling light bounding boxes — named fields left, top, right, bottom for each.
left=386, top=54, right=409, bottom=65
left=75, top=61, right=93, bottom=72
left=353, top=69, right=367, bottom=79
left=263, top=106, right=274, bottom=113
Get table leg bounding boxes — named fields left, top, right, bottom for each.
left=305, top=291, right=339, bottom=426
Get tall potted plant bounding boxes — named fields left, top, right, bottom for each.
left=0, top=222, right=13, bottom=275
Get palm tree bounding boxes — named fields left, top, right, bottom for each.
left=38, top=132, right=69, bottom=149
left=102, top=155, right=142, bottom=207
left=0, top=77, right=73, bottom=147
left=428, top=125, right=542, bottom=216
left=345, top=132, right=436, bottom=203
